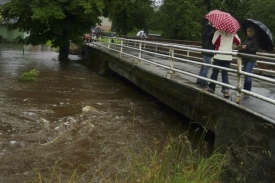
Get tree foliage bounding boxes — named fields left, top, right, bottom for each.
left=1, top=0, right=108, bottom=61
left=244, top=0, right=275, bottom=38
left=109, top=0, right=155, bottom=35
left=158, top=0, right=204, bottom=40
left=1, top=0, right=274, bottom=55
left=149, top=0, right=274, bottom=44
left=1, top=0, right=106, bottom=46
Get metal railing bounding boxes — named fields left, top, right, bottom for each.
left=89, top=37, right=275, bottom=106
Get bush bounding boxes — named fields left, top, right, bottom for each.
left=18, top=69, right=40, bottom=81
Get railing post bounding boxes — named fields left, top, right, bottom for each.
left=119, top=39, right=123, bottom=58
left=155, top=45, right=158, bottom=53
left=236, top=56, right=242, bottom=104
left=107, top=38, right=111, bottom=52
left=187, top=50, right=190, bottom=57
left=138, top=42, right=142, bottom=66
left=169, top=47, right=174, bottom=79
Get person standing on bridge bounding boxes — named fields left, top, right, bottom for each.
left=136, top=30, right=147, bottom=39
left=204, top=30, right=241, bottom=98
left=196, top=18, right=216, bottom=86
left=238, top=27, right=259, bottom=92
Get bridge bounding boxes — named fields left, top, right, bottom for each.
left=81, top=37, right=275, bottom=182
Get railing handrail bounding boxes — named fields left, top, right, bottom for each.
left=89, top=37, right=275, bottom=107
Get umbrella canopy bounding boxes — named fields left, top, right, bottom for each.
left=241, top=19, right=274, bottom=51
left=136, top=31, right=144, bottom=36
left=205, top=10, right=240, bottom=33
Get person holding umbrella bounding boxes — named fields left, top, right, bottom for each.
left=203, top=10, right=241, bottom=98
left=240, top=19, right=274, bottom=92
left=204, top=29, right=241, bottom=98
left=239, top=27, right=259, bottom=92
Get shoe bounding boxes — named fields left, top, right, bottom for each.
left=223, top=92, right=230, bottom=98
left=204, top=87, right=214, bottom=94
left=200, top=83, right=209, bottom=87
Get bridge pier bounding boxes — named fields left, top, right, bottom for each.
left=81, top=44, right=275, bottom=182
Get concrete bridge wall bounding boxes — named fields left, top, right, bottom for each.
left=81, top=44, right=275, bottom=182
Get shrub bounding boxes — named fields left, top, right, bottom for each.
left=18, top=69, right=40, bottom=81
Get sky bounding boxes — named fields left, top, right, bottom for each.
left=0, top=0, right=9, bottom=5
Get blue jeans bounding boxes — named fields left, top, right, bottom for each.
left=243, top=60, right=256, bottom=91
left=208, top=59, right=231, bottom=93
left=196, top=55, right=212, bottom=85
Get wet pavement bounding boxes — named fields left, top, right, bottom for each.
left=0, top=43, right=198, bottom=182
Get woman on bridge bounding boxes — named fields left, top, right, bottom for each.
left=239, top=27, right=259, bottom=91
left=204, top=30, right=241, bottom=98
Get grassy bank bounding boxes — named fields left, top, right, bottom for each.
left=122, top=133, right=225, bottom=183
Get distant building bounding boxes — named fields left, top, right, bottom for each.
left=98, top=17, right=112, bottom=31
left=0, top=0, right=29, bottom=42
left=0, top=24, right=29, bottom=42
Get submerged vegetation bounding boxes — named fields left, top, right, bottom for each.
left=18, top=69, right=39, bottom=81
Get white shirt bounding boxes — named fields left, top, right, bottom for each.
left=212, top=30, right=241, bottom=61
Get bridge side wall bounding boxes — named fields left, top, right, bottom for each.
left=81, top=45, right=275, bottom=182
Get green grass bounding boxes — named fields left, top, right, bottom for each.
left=98, top=37, right=121, bottom=44
left=123, top=133, right=225, bottom=183
left=45, top=40, right=52, bottom=47
left=18, top=69, right=39, bottom=82
left=27, top=160, right=82, bottom=183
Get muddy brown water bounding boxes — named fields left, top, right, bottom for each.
left=0, top=44, right=208, bottom=182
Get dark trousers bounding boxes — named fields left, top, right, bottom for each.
left=208, top=59, right=231, bottom=93
left=243, top=60, right=256, bottom=91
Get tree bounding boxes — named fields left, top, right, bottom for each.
left=158, top=0, right=205, bottom=41
left=109, top=0, right=155, bottom=35
left=245, top=0, right=275, bottom=39
left=1, top=0, right=107, bottom=61
left=147, top=9, right=163, bottom=33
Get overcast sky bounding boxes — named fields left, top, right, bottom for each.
left=0, top=0, right=9, bottom=5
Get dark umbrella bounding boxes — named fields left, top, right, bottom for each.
left=241, top=19, right=274, bottom=51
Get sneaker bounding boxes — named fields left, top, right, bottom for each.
left=223, top=92, right=230, bottom=98
left=204, top=87, right=214, bottom=94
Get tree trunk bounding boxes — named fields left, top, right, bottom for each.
left=59, top=45, right=69, bottom=62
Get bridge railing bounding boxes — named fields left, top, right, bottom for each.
left=90, top=37, right=275, bottom=105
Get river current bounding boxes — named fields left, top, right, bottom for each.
left=0, top=43, right=205, bottom=182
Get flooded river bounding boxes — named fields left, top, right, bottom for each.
left=0, top=44, right=207, bottom=182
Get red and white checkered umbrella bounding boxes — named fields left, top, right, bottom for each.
left=205, top=10, right=240, bottom=33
